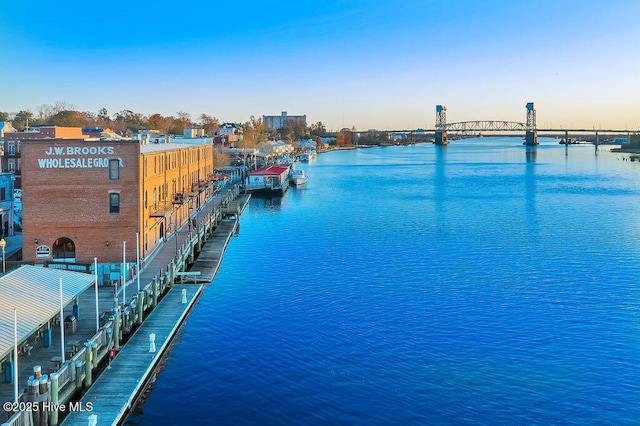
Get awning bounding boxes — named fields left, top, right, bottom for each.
left=0, top=265, right=95, bottom=361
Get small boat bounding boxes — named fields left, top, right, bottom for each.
left=290, top=169, right=308, bottom=186
left=299, top=150, right=317, bottom=162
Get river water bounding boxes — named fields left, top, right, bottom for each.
left=126, top=138, right=640, bottom=425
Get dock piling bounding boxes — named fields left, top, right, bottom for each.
left=50, top=372, right=59, bottom=426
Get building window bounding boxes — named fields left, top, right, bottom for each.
left=109, top=159, right=119, bottom=180
left=0, top=188, right=5, bottom=201
left=109, top=193, right=120, bottom=213
left=7, top=142, right=15, bottom=155
left=7, top=159, right=15, bottom=172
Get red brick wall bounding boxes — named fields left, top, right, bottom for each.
left=22, top=139, right=140, bottom=264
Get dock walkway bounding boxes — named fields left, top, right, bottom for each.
left=61, top=285, right=202, bottom=426
left=188, top=193, right=251, bottom=283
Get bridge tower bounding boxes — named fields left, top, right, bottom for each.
left=524, top=102, right=538, bottom=145
left=435, top=105, right=448, bottom=145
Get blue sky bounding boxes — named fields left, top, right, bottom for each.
left=1, top=1, right=639, bottom=131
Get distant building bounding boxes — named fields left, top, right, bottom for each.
left=298, top=139, right=316, bottom=150
left=257, top=140, right=294, bottom=157
left=3, top=126, right=87, bottom=188
left=82, top=127, right=122, bottom=140
left=218, top=123, right=241, bottom=136
left=0, top=122, right=16, bottom=139
left=0, top=172, right=15, bottom=237
left=262, top=112, right=307, bottom=131
left=184, top=128, right=205, bottom=138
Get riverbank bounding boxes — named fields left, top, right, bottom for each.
left=1, top=185, right=249, bottom=426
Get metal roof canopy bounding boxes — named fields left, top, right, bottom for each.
left=0, top=265, right=95, bottom=361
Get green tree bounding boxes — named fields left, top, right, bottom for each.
left=113, top=109, right=145, bottom=135
left=242, top=115, right=267, bottom=146
left=49, top=110, right=94, bottom=127
left=13, top=110, right=33, bottom=130
left=0, top=112, right=10, bottom=121
left=309, top=121, right=326, bottom=137
left=97, top=107, right=110, bottom=127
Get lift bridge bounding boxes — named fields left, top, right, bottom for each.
left=435, top=103, right=538, bottom=145
left=431, top=102, right=634, bottom=146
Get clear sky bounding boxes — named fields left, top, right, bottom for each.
left=1, top=1, right=639, bottom=131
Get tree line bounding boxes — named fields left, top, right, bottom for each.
left=0, top=102, right=411, bottom=147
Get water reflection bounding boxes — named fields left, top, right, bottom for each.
left=434, top=145, right=447, bottom=229
left=248, top=192, right=287, bottom=211
left=524, top=146, right=537, bottom=234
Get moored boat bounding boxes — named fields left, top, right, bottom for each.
left=290, top=169, right=308, bottom=186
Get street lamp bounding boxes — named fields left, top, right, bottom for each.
left=0, top=237, right=6, bottom=273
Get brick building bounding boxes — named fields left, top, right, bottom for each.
left=3, top=126, right=86, bottom=188
left=21, top=138, right=216, bottom=283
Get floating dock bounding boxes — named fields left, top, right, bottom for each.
left=61, top=285, right=202, bottom=426
left=188, top=194, right=251, bottom=283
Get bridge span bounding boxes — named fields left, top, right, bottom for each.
left=426, top=103, right=635, bottom=146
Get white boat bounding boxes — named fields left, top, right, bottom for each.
left=289, top=169, right=308, bottom=186
left=299, top=150, right=317, bottom=162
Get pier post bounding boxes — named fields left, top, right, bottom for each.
left=111, top=299, right=121, bottom=350
left=49, top=372, right=59, bottom=426
left=84, top=342, right=93, bottom=387
left=122, top=307, right=130, bottom=334
left=152, top=277, right=159, bottom=307
left=75, top=360, right=84, bottom=389
left=137, top=292, right=144, bottom=325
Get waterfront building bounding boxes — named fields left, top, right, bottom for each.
left=257, top=140, right=294, bottom=158
left=262, top=111, right=307, bottom=131
left=21, top=137, right=217, bottom=283
left=3, top=126, right=86, bottom=189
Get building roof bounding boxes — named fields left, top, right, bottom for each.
left=0, top=265, right=96, bottom=361
left=249, top=164, right=290, bottom=176
left=140, top=142, right=210, bottom=154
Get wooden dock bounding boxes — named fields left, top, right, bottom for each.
left=61, top=285, right=202, bottom=426
left=188, top=194, right=251, bottom=283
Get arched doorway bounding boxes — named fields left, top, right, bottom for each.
left=159, top=222, right=164, bottom=240
left=52, top=237, right=76, bottom=262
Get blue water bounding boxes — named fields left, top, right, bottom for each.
left=128, top=138, right=640, bottom=425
